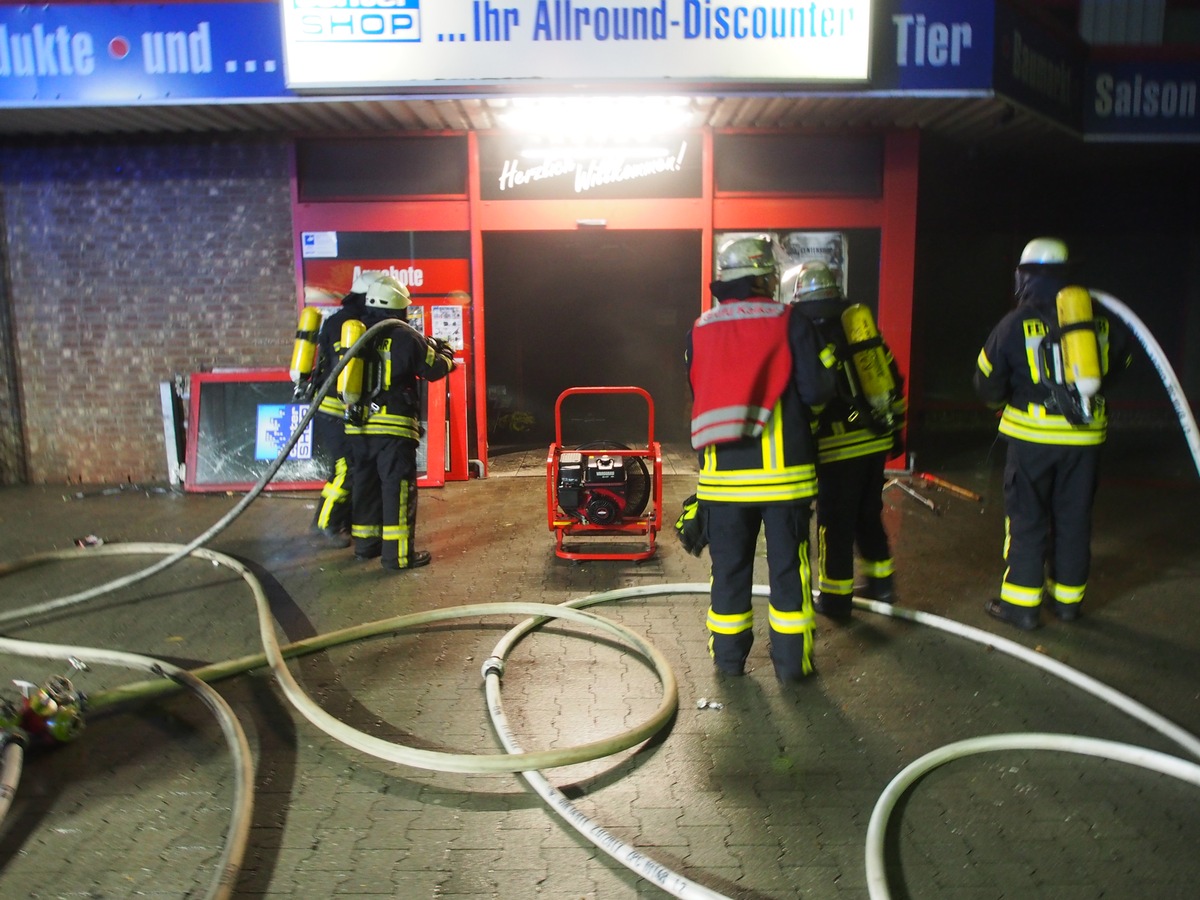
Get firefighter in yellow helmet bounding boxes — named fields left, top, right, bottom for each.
left=685, top=236, right=835, bottom=681
left=792, top=260, right=907, bottom=620
left=974, top=238, right=1134, bottom=630
left=344, top=275, right=456, bottom=571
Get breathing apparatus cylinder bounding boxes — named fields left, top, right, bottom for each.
left=288, top=307, right=323, bottom=386
left=337, top=319, right=366, bottom=409
left=1056, top=286, right=1102, bottom=416
left=840, top=303, right=897, bottom=428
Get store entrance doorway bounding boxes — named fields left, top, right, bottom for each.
left=483, top=229, right=700, bottom=460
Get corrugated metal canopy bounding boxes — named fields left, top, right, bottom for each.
left=0, top=92, right=1079, bottom=155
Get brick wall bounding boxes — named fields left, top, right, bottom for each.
left=0, top=136, right=296, bottom=485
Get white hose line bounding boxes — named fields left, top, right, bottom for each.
left=483, top=674, right=731, bottom=900
left=0, top=739, right=24, bottom=824
left=856, top=597, right=1200, bottom=900
left=0, top=634, right=253, bottom=900
left=484, top=585, right=1200, bottom=900
left=865, top=733, right=1200, bottom=900
left=856, top=598, right=1200, bottom=760
left=483, top=584, right=767, bottom=900
left=1092, top=290, right=1200, bottom=477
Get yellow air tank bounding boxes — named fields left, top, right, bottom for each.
left=1056, top=286, right=1102, bottom=406
left=337, top=319, right=366, bottom=407
left=288, top=306, right=323, bottom=385
left=840, top=303, right=896, bottom=424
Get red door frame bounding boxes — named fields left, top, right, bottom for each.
left=292, top=128, right=918, bottom=479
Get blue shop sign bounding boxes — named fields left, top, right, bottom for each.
left=1085, top=59, right=1199, bottom=139
left=0, top=3, right=290, bottom=104
left=880, top=0, right=994, bottom=92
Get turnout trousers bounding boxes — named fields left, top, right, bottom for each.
left=704, top=501, right=816, bottom=680
left=999, top=438, right=1100, bottom=616
left=815, top=451, right=893, bottom=602
left=312, top=411, right=352, bottom=534
left=349, top=434, right=420, bottom=570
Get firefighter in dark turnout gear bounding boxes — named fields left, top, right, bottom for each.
left=686, top=237, right=836, bottom=681
left=344, top=275, right=456, bottom=570
left=302, top=270, right=383, bottom=548
left=974, top=237, right=1133, bottom=630
left=792, top=261, right=907, bottom=620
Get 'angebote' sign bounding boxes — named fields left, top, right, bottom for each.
left=280, top=0, right=873, bottom=90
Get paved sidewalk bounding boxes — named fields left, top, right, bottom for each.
left=0, top=440, right=1196, bottom=898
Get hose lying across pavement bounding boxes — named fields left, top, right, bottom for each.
left=3, top=567, right=1200, bottom=899
left=1, top=289, right=1198, bottom=896
left=0, top=627, right=254, bottom=900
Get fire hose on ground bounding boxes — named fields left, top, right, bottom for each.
left=0, top=294, right=1197, bottom=897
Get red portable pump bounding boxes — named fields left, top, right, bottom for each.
left=546, top=386, right=663, bottom=561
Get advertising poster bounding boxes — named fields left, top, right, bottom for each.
left=714, top=231, right=847, bottom=303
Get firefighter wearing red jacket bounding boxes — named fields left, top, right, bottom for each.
left=974, top=237, right=1133, bottom=630
left=685, top=236, right=836, bottom=681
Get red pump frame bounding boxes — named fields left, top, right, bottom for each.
left=546, top=386, right=664, bottom=561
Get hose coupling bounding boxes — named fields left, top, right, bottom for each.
left=480, top=656, right=505, bottom=679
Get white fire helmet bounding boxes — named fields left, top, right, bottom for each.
left=716, top=237, right=776, bottom=282
left=351, top=269, right=384, bottom=294
left=792, top=261, right=840, bottom=302
left=1019, top=237, right=1069, bottom=267
left=364, top=275, right=411, bottom=310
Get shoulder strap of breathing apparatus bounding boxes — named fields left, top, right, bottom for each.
left=339, top=316, right=446, bottom=423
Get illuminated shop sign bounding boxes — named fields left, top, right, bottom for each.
left=281, top=0, right=873, bottom=90
left=477, top=133, right=702, bottom=200
left=0, top=4, right=288, bottom=103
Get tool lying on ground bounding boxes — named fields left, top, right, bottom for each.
left=914, top=472, right=983, bottom=502
left=884, top=477, right=939, bottom=514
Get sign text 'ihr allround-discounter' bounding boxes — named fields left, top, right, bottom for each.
left=281, top=0, right=873, bottom=90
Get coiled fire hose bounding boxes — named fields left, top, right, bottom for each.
left=1, top=294, right=1197, bottom=898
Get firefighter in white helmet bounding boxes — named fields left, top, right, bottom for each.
left=344, top=274, right=455, bottom=571
left=792, top=260, right=907, bottom=620
left=974, top=237, right=1134, bottom=630
left=684, top=236, right=835, bottom=681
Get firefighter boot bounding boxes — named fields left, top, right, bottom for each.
left=859, top=575, right=895, bottom=604
left=814, top=592, right=853, bottom=621
left=384, top=549, right=432, bottom=571
left=1052, top=600, right=1082, bottom=622
left=984, top=598, right=1040, bottom=631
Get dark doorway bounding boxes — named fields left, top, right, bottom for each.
left=483, top=230, right=701, bottom=452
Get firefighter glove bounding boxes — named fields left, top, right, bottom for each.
left=674, top=494, right=708, bottom=557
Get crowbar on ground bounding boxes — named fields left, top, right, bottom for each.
left=915, top=472, right=983, bottom=502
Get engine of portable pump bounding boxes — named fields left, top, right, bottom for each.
left=555, top=451, right=628, bottom=526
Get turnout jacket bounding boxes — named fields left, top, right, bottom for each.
left=346, top=308, right=456, bottom=440
left=798, top=297, right=907, bottom=464
left=686, top=298, right=835, bottom=504
left=974, top=272, right=1133, bottom=446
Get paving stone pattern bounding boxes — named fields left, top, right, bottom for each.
left=0, top=448, right=1196, bottom=898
